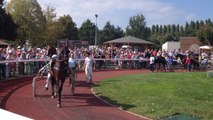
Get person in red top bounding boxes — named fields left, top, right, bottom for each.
left=186, top=55, right=192, bottom=72
left=152, top=49, right=157, bottom=56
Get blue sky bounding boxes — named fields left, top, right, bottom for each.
left=5, top=0, right=213, bottom=30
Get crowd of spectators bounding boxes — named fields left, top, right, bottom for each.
left=0, top=43, right=212, bottom=80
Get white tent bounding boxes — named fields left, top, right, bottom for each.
left=199, top=45, right=212, bottom=50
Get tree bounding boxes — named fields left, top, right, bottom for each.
left=6, top=0, right=46, bottom=46
left=43, top=5, right=59, bottom=46
left=79, top=19, right=95, bottom=45
left=114, top=26, right=125, bottom=39
left=155, top=24, right=159, bottom=35
left=159, top=25, right=163, bottom=36
left=185, top=22, right=191, bottom=36
left=57, top=15, right=79, bottom=40
left=163, top=25, right=167, bottom=35
left=171, top=24, right=176, bottom=35
left=197, top=23, right=213, bottom=46
left=151, top=25, right=156, bottom=35
left=126, top=13, right=149, bottom=40
left=189, top=21, right=196, bottom=36
left=0, top=0, right=17, bottom=41
left=99, top=21, right=124, bottom=44
left=167, top=25, right=171, bottom=35
left=179, top=25, right=185, bottom=36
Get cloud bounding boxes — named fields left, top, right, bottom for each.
left=6, top=0, right=195, bottom=29
left=186, top=14, right=196, bottom=22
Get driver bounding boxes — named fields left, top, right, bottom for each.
left=45, top=45, right=57, bottom=91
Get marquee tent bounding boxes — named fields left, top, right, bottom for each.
left=0, top=39, right=10, bottom=47
left=103, top=36, right=154, bottom=45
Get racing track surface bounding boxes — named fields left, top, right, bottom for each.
left=0, top=70, right=151, bottom=120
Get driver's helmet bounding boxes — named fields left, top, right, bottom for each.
left=52, top=54, right=58, bottom=60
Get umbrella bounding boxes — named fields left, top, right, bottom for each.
left=199, top=45, right=212, bottom=50
left=122, top=45, right=131, bottom=48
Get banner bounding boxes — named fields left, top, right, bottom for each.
left=57, top=40, right=89, bottom=48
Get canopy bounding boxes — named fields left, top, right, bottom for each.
left=199, top=45, right=212, bottom=50
left=104, top=36, right=154, bottom=45
left=0, top=39, right=10, bottom=47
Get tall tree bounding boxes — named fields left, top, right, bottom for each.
left=0, top=0, right=17, bottom=41
left=159, top=25, right=163, bottom=36
left=171, top=24, right=176, bottom=36
left=184, top=22, right=190, bottom=36
left=57, top=15, right=79, bottom=40
left=197, top=23, right=213, bottom=46
left=167, top=25, right=171, bottom=35
left=151, top=25, right=156, bottom=35
left=155, top=24, right=159, bottom=35
left=189, top=21, right=196, bottom=36
left=163, top=25, right=167, bottom=35
left=126, top=13, right=149, bottom=39
left=99, top=21, right=124, bottom=44
left=6, top=0, right=46, bottom=46
left=179, top=25, right=185, bottom=36
left=43, top=5, right=60, bottom=46
left=195, top=20, right=200, bottom=30
left=79, top=19, right=95, bottom=45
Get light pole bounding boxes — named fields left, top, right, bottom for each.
left=95, top=14, right=98, bottom=47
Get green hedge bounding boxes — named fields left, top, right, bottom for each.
left=207, top=70, right=213, bottom=78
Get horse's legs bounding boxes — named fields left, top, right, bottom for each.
left=156, top=63, right=159, bottom=72
left=157, top=63, right=159, bottom=72
left=57, top=79, right=64, bottom=108
left=162, top=63, right=166, bottom=72
left=51, top=77, right=55, bottom=98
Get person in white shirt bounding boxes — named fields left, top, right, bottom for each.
left=6, top=50, right=16, bottom=77
left=84, top=51, right=95, bottom=83
left=149, top=54, right=155, bottom=72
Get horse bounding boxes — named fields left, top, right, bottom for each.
left=154, top=56, right=167, bottom=72
left=176, top=53, right=200, bottom=71
left=50, top=46, right=69, bottom=108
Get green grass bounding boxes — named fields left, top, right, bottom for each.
left=93, top=72, right=213, bottom=120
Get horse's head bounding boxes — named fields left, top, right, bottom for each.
left=59, top=46, right=69, bottom=63
left=176, top=54, right=186, bottom=61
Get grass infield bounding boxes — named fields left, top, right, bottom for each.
left=93, top=72, right=213, bottom=120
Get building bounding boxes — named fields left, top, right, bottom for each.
left=162, top=37, right=201, bottom=53
left=162, top=41, right=180, bottom=52
left=180, top=37, right=200, bottom=53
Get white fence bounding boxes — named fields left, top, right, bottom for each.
left=0, top=58, right=150, bottom=80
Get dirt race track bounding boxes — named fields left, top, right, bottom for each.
left=0, top=70, right=153, bottom=120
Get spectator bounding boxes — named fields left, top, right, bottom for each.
left=6, top=49, right=16, bottom=77
left=0, top=48, right=6, bottom=80
left=149, top=54, right=155, bottom=72
left=166, top=55, right=174, bottom=72
left=186, top=55, right=192, bottom=72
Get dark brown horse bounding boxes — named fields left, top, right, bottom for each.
left=154, top=56, right=167, bottom=72
left=50, top=46, right=69, bottom=108
left=176, top=54, right=199, bottom=70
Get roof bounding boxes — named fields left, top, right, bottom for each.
left=103, top=36, right=154, bottom=45
left=0, top=39, right=10, bottom=46
left=180, top=37, right=200, bottom=52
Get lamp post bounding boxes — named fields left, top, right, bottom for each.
left=95, top=14, right=98, bottom=47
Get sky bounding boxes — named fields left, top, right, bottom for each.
left=5, top=0, right=213, bottom=30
